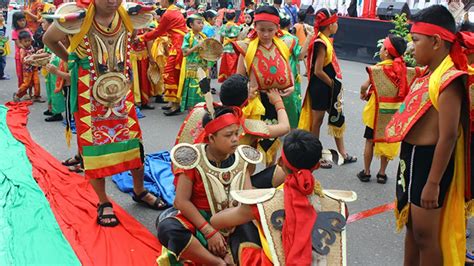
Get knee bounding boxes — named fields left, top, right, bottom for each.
left=412, top=228, right=439, bottom=250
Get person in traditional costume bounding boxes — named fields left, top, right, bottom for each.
left=233, top=5, right=295, bottom=166
left=156, top=106, right=263, bottom=265
left=293, top=10, right=312, bottom=76
left=12, top=12, right=31, bottom=88
left=237, top=8, right=254, bottom=40
left=24, top=0, right=44, bottom=36
left=179, top=14, right=207, bottom=112
left=202, top=10, right=219, bottom=92
left=218, top=9, right=241, bottom=83
left=384, top=5, right=472, bottom=265
left=131, top=27, right=155, bottom=110
left=0, top=12, right=10, bottom=80
left=138, top=0, right=188, bottom=116
left=41, top=14, right=65, bottom=122
left=43, top=0, right=167, bottom=227
left=279, top=11, right=311, bottom=128
left=357, top=35, right=415, bottom=184
left=299, top=8, right=357, bottom=169
left=210, top=129, right=354, bottom=265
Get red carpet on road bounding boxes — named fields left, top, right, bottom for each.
left=5, top=102, right=161, bottom=265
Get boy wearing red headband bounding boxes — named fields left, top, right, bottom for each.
left=138, top=0, right=188, bottom=116
left=43, top=0, right=166, bottom=227
left=210, top=129, right=350, bottom=265
left=233, top=5, right=295, bottom=166
left=156, top=106, right=262, bottom=265
left=299, top=8, right=356, bottom=169
left=357, top=35, right=416, bottom=184
left=385, top=5, right=471, bottom=265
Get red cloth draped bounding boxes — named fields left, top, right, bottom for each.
left=5, top=102, right=161, bottom=265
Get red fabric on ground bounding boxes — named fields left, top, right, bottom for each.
left=5, top=102, right=161, bottom=266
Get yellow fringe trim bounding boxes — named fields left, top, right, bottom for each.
left=465, top=200, right=474, bottom=219
left=314, top=179, right=324, bottom=197
left=328, top=123, right=346, bottom=138
left=394, top=202, right=410, bottom=232
left=65, top=128, right=72, bottom=148
left=156, top=246, right=172, bottom=266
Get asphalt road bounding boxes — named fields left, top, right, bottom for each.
left=1, top=43, right=472, bottom=265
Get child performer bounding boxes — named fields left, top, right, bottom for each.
left=131, top=28, right=155, bottom=110
left=218, top=9, right=241, bottom=83
left=12, top=12, right=31, bottom=87
left=384, top=5, right=471, bottom=265
left=237, top=9, right=254, bottom=40
left=179, top=14, right=207, bottom=112
left=299, top=8, right=356, bottom=169
left=233, top=5, right=294, bottom=166
left=0, top=12, right=10, bottom=80
left=210, top=129, right=349, bottom=264
left=156, top=106, right=262, bottom=265
left=357, top=35, right=411, bottom=184
left=280, top=11, right=311, bottom=128
left=202, top=10, right=219, bottom=90
left=13, top=31, right=44, bottom=103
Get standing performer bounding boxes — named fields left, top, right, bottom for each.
left=233, top=6, right=294, bottom=165
left=218, top=9, right=241, bottom=83
left=357, top=35, right=417, bottom=183
left=24, top=0, right=43, bottom=35
left=237, top=8, right=254, bottom=40
left=131, top=28, right=155, bottom=110
left=299, top=8, right=357, bottom=169
left=43, top=0, right=167, bottom=227
left=139, top=0, right=188, bottom=116
left=178, top=14, right=207, bottom=112
left=385, top=5, right=471, bottom=265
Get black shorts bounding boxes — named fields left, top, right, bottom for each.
left=364, top=126, right=374, bottom=140
left=308, top=75, right=331, bottom=111
left=157, top=217, right=193, bottom=258
left=396, top=142, right=454, bottom=210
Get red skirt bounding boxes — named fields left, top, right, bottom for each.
left=218, top=52, right=238, bottom=83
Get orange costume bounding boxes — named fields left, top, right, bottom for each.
left=140, top=5, right=187, bottom=104
left=25, top=0, right=44, bottom=34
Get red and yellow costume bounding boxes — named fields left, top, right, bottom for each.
left=25, top=0, right=44, bottom=34
left=64, top=2, right=151, bottom=178
left=140, top=5, right=187, bottom=103
left=131, top=29, right=153, bottom=106
left=386, top=22, right=472, bottom=265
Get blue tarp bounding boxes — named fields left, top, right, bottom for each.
left=112, top=151, right=175, bottom=205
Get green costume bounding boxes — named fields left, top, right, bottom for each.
left=179, top=31, right=207, bottom=112
left=45, top=47, right=65, bottom=115
left=280, top=31, right=302, bottom=128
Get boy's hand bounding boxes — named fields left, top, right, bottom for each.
left=420, top=181, right=439, bottom=209
left=267, top=88, right=282, bottom=105
left=280, top=86, right=294, bottom=97
left=207, top=231, right=227, bottom=257
left=45, top=63, right=57, bottom=74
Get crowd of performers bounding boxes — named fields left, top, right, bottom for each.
left=5, top=0, right=474, bottom=264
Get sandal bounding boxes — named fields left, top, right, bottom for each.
left=343, top=154, right=357, bottom=165
left=67, top=164, right=84, bottom=173
left=357, top=170, right=371, bottom=182
left=376, top=173, right=388, bottom=184
left=320, top=159, right=332, bottom=169
left=132, top=189, right=168, bottom=210
left=62, top=155, right=81, bottom=166
left=97, top=202, right=120, bottom=227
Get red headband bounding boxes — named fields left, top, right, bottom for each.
left=411, top=22, right=456, bottom=42
left=280, top=149, right=317, bottom=265
left=254, top=13, right=280, bottom=25
left=204, top=112, right=241, bottom=136
left=459, top=31, right=474, bottom=55
left=383, top=37, right=400, bottom=58
left=316, top=13, right=338, bottom=27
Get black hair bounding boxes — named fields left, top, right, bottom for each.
left=245, top=0, right=254, bottom=7
left=203, top=10, right=217, bottom=20
left=202, top=106, right=235, bottom=127
left=255, top=5, right=279, bottom=18
left=18, top=30, right=32, bottom=40
left=225, top=11, right=236, bottom=21
left=156, top=8, right=166, bottom=16
left=387, top=34, right=407, bottom=57
left=297, top=10, right=306, bottom=22
left=460, top=21, right=474, bottom=33
left=283, top=129, right=322, bottom=170
left=273, top=0, right=282, bottom=5
left=411, top=5, right=456, bottom=34
left=315, top=8, right=337, bottom=31
left=280, top=15, right=291, bottom=29
left=12, top=11, right=26, bottom=30
left=219, top=74, right=249, bottom=107
left=245, top=10, right=255, bottom=25
left=186, top=15, right=203, bottom=28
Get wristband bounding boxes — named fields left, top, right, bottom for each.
left=205, top=229, right=218, bottom=240
left=276, top=106, right=286, bottom=112
left=198, top=221, right=208, bottom=230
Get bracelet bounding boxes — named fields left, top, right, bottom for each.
left=276, top=106, right=286, bottom=112
left=205, top=229, right=218, bottom=240
left=198, top=221, right=208, bottom=230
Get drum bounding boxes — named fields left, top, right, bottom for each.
left=198, top=38, right=223, bottom=62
